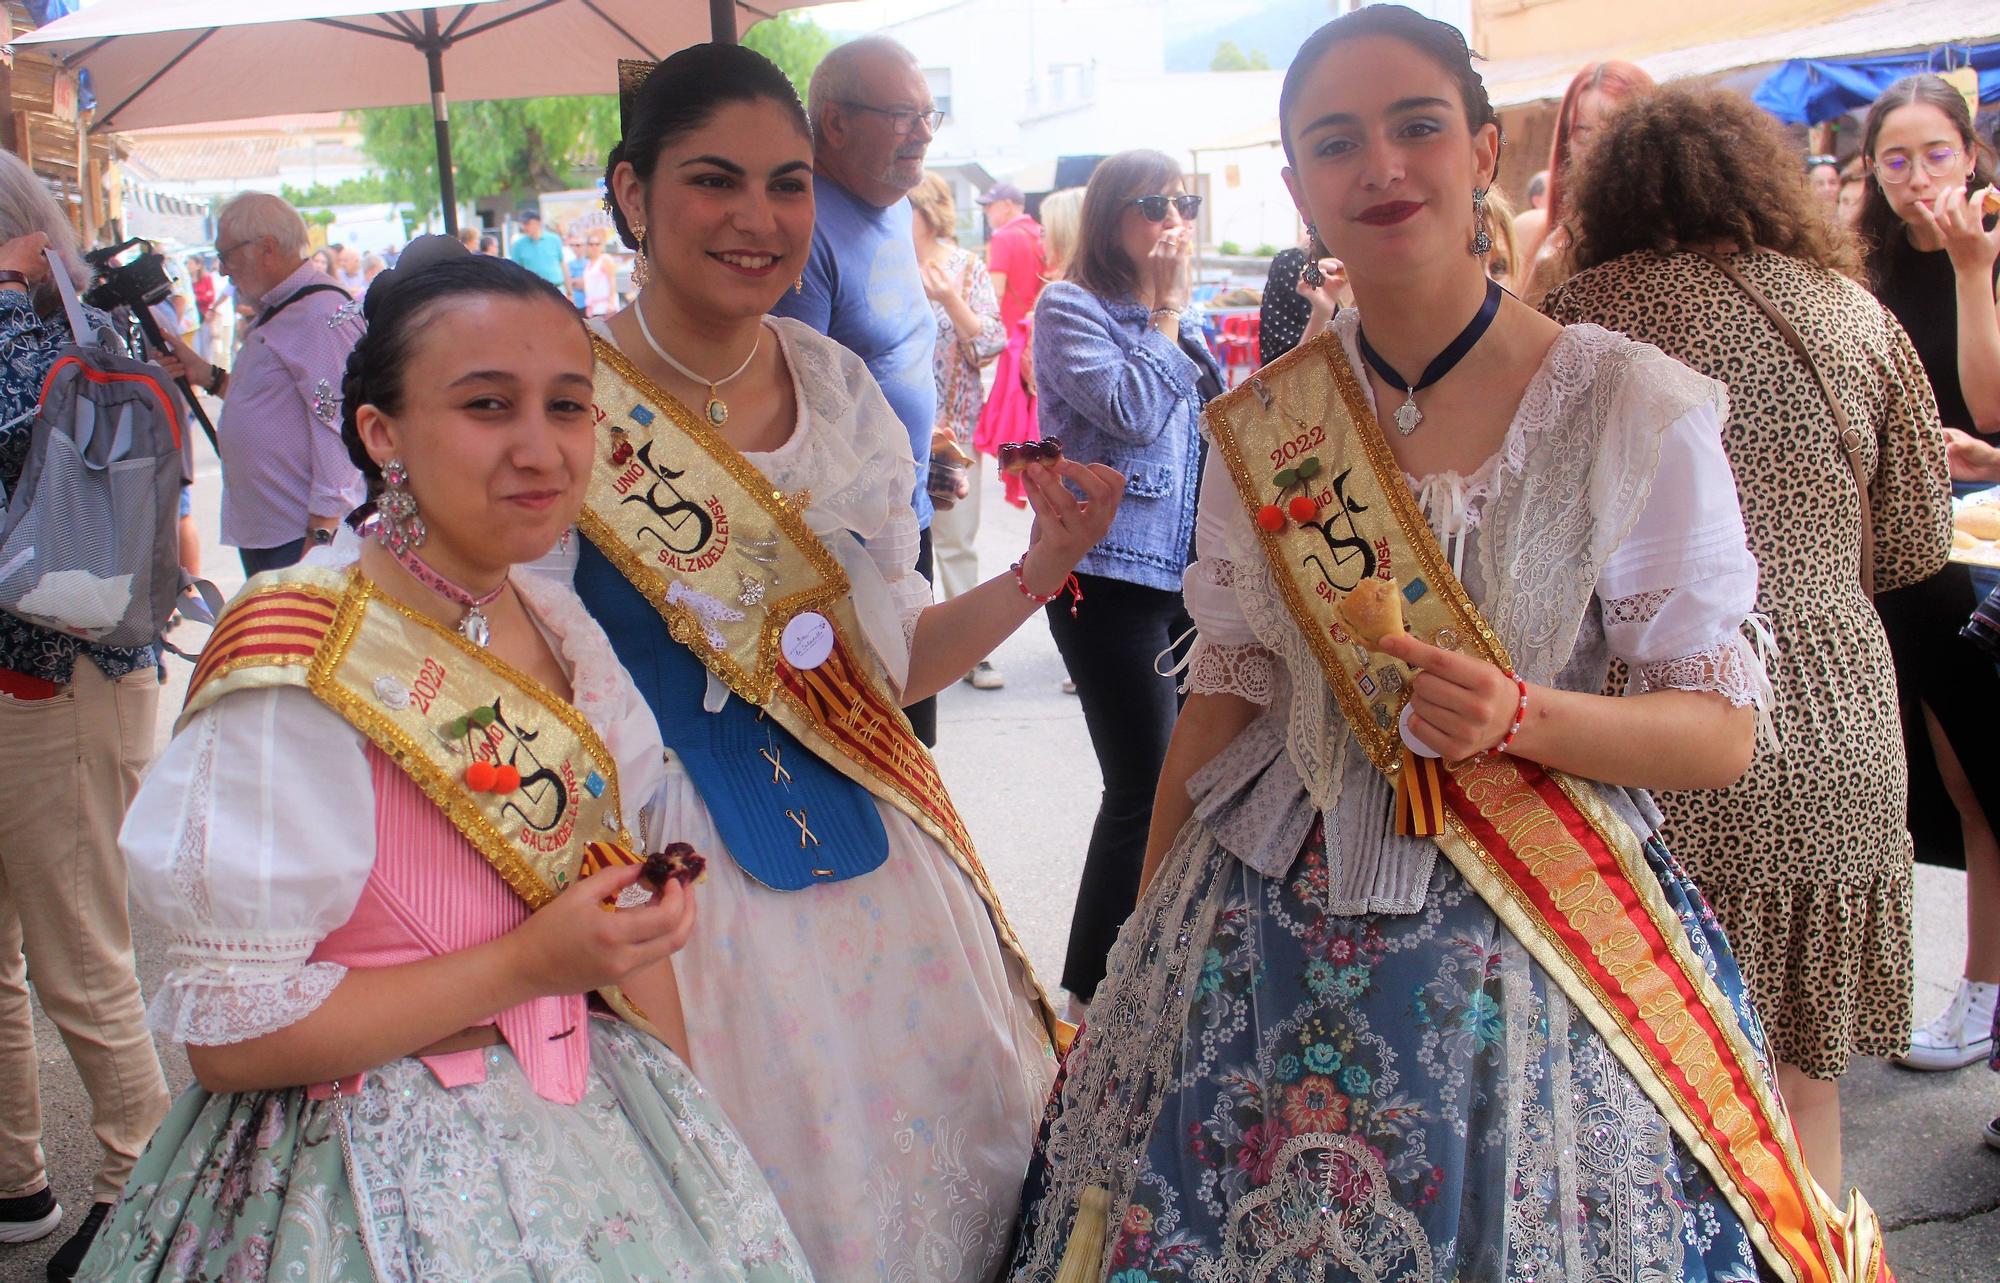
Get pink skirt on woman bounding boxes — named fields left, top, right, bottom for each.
left=975, top=317, right=1039, bottom=508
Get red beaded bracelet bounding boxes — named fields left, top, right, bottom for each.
left=1011, top=557, right=1085, bottom=618
left=1477, top=671, right=1529, bottom=759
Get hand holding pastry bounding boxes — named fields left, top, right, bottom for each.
left=1376, top=632, right=1529, bottom=763
left=1017, top=455, right=1126, bottom=597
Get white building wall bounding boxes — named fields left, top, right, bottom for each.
left=878, top=2, right=1296, bottom=251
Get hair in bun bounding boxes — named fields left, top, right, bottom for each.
left=603, top=43, right=809, bottom=249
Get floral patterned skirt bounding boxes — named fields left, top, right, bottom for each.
left=1008, top=818, right=1777, bottom=1283
left=78, top=1018, right=812, bottom=1282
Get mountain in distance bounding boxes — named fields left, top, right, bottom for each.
left=1165, top=0, right=1336, bottom=72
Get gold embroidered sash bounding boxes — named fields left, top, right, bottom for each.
left=1201, top=334, right=1887, bottom=1283
left=182, top=565, right=665, bottom=1041
left=580, top=335, right=1062, bottom=1046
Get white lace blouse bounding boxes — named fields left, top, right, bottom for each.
left=121, top=543, right=669, bottom=1046
left=572, top=316, right=934, bottom=696
left=1176, top=316, right=1769, bottom=914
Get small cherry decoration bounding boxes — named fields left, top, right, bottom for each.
left=465, top=760, right=498, bottom=791
left=1266, top=455, right=1324, bottom=528
left=491, top=764, right=522, bottom=792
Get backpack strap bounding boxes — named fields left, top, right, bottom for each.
left=44, top=247, right=100, bottom=345
left=255, top=281, right=352, bottom=329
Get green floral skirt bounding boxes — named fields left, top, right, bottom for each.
left=79, top=1019, right=812, bottom=1281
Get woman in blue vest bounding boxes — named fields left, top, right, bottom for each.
left=541, top=45, right=1127, bottom=1283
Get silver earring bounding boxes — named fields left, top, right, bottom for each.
left=374, top=457, right=425, bottom=555
left=1301, top=223, right=1326, bottom=286
left=1470, top=188, right=1492, bottom=257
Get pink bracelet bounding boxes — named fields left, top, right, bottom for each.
left=1478, top=672, right=1529, bottom=759
left=1011, top=557, right=1084, bottom=618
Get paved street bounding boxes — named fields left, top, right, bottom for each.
left=4, top=450, right=1996, bottom=1280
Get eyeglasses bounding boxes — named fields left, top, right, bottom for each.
left=1872, top=146, right=1963, bottom=184
left=838, top=102, right=945, bottom=136
left=215, top=238, right=258, bottom=264
left=1130, top=194, right=1202, bottom=222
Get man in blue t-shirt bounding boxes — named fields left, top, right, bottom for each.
left=507, top=210, right=571, bottom=293
left=773, top=34, right=944, bottom=743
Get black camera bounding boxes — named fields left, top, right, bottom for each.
left=83, top=237, right=174, bottom=314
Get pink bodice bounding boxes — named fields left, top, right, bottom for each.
left=306, top=746, right=591, bottom=1103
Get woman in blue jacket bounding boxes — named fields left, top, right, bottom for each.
left=1033, top=149, right=1223, bottom=1014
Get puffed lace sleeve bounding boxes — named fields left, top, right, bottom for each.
left=775, top=319, right=929, bottom=695
left=1180, top=443, right=1277, bottom=703
left=1596, top=400, right=1770, bottom=709
left=121, top=687, right=377, bottom=1045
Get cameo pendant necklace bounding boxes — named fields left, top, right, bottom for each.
left=635, top=301, right=761, bottom=427
left=1355, top=276, right=1503, bottom=435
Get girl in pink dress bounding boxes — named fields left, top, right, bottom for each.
left=78, top=240, right=810, bottom=1282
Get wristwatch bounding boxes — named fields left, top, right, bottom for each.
left=0, top=271, right=29, bottom=292
left=205, top=364, right=228, bottom=396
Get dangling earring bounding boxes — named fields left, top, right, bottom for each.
left=1301, top=223, right=1326, bottom=287
left=1470, top=188, right=1492, bottom=257
left=793, top=277, right=804, bottom=294
left=631, top=225, right=650, bottom=289
left=375, top=458, right=426, bottom=555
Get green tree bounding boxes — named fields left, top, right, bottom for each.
left=1210, top=41, right=1271, bottom=71
left=743, top=13, right=834, bottom=102
left=354, top=95, right=618, bottom=210
left=279, top=174, right=406, bottom=208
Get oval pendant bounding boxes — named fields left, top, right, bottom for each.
left=461, top=609, right=491, bottom=648
left=706, top=397, right=729, bottom=426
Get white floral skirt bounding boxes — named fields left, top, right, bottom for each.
left=79, top=1019, right=812, bottom=1282
left=664, top=762, right=1058, bottom=1283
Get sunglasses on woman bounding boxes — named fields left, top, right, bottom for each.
left=1130, top=194, right=1203, bottom=222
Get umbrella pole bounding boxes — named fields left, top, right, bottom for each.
left=423, top=10, right=460, bottom=235
left=709, top=0, right=736, bottom=43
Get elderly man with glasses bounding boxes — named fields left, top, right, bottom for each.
left=772, top=34, right=948, bottom=744
left=154, top=192, right=366, bottom=575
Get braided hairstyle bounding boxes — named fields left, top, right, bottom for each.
left=603, top=43, right=810, bottom=251
left=339, top=236, right=581, bottom=500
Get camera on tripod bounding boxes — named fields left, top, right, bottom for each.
left=82, top=237, right=174, bottom=315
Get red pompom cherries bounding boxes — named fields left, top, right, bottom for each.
left=1259, top=455, right=1325, bottom=531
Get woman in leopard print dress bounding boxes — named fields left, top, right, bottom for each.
left=1544, top=86, right=1953, bottom=1191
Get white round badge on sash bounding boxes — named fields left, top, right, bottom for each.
left=781, top=611, right=835, bottom=670
left=1398, top=702, right=1442, bottom=759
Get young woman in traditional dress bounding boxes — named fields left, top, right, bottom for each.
left=77, top=241, right=812, bottom=1281
left=1008, top=7, right=1889, bottom=1281
left=555, top=45, right=1125, bottom=1283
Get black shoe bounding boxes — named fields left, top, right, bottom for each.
left=0, top=1185, right=60, bottom=1244
left=45, top=1201, right=111, bottom=1281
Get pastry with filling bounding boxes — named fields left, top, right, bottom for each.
left=1337, top=578, right=1405, bottom=651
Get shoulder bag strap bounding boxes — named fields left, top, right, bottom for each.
left=255, top=281, right=352, bottom=329
left=1699, top=250, right=1874, bottom=596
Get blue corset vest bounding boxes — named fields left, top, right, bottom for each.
left=573, top=540, right=889, bottom=890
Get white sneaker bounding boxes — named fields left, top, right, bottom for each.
left=967, top=661, right=1005, bottom=690
left=1894, top=978, right=1998, bottom=1071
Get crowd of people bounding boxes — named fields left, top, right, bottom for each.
left=0, top=3, right=1995, bottom=1279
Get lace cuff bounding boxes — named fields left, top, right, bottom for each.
left=1633, top=629, right=1770, bottom=709
left=1184, top=638, right=1276, bottom=704
left=149, top=961, right=348, bottom=1045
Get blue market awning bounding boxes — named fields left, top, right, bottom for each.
left=1754, top=41, right=2000, bottom=124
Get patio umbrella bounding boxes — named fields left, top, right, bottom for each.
left=10, top=0, right=835, bottom=233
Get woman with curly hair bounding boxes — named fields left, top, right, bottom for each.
left=1542, top=83, right=1953, bottom=1190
